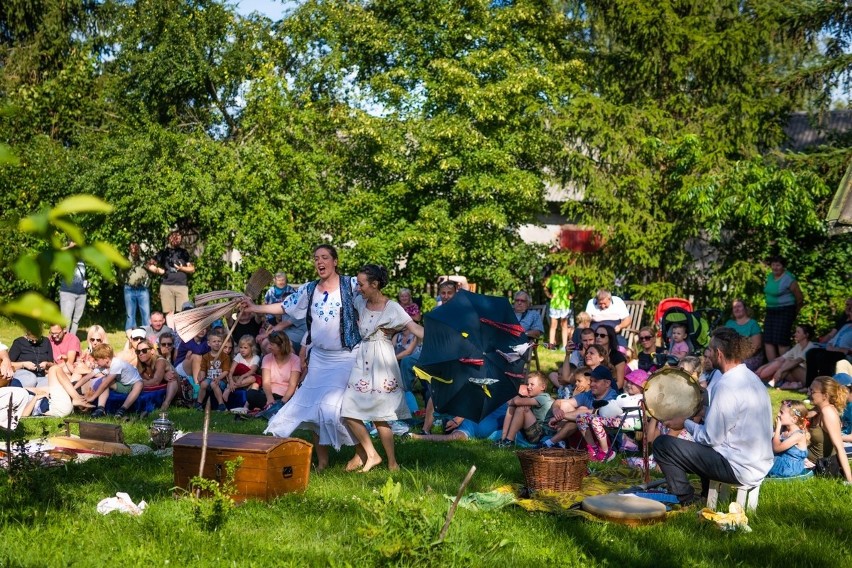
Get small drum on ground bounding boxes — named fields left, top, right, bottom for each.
left=581, top=493, right=667, bottom=526
left=642, top=367, right=702, bottom=422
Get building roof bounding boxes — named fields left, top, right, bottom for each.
left=783, top=110, right=852, bottom=151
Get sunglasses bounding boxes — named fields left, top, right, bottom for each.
left=135, top=348, right=151, bottom=355
left=89, top=338, right=103, bottom=343
left=639, top=335, right=653, bottom=341
left=595, top=333, right=608, bottom=338
left=159, top=342, right=173, bottom=347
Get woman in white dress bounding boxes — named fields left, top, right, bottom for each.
left=243, top=244, right=361, bottom=471
left=342, top=265, right=424, bottom=472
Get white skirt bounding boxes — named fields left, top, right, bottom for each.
left=264, top=346, right=357, bottom=449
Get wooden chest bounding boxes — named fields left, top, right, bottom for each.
left=173, top=433, right=312, bottom=502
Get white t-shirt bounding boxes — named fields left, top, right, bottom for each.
left=98, top=358, right=142, bottom=386
left=585, top=296, right=630, bottom=323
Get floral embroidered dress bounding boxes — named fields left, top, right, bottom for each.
left=341, top=296, right=412, bottom=422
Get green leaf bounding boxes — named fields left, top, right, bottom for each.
left=13, top=255, right=42, bottom=286
left=18, top=212, right=50, bottom=235
left=50, top=250, right=78, bottom=282
left=79, top=245, right=115, bottom=282
left=1, top=292, right=66, bottom=333
left=49, top=195, right=113, bottom=218
left=94, top=241, right=131, bottom=270
left=52, top=218, right=86, bottom=246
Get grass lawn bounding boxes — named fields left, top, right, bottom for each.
left=2, top=322, right=851, bottom=566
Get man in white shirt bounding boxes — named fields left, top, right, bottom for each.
left=585, top=289, right=632, bottom=335
left=653, top=327, right=774, bottom=505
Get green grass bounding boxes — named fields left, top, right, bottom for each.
left=2, top=321, right=851, bottom=566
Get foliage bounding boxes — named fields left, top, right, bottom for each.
left=0, top=423, right=67, bottom=524
left=0, top=0, right=850, bottom=322
left=348, top=476, right=441, bottom=566
left=187, top=456, right=242, bottom=531
left=0, top=182, right=128, bottom=331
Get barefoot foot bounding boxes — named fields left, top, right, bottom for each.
left=359, top=455, right=383, bottom=473
left=345, top=455, right=364, bottom=472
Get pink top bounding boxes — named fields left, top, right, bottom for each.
left=261, top=353, right=302, bottom=397
left=669, top=340, right=690, bottom=358
left=51, top=333, right=81, bottom=364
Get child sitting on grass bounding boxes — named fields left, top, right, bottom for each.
left=79, top=344, right=143, bottom=419
left=194, top=329, right=231, bottom=411
left=495, top=371, right=553, bottom=447
left=667, top=323, right=690, bottom=361
left=768, top=399, right=810, bottom=477
left=222, top=335, right=261, bottom=404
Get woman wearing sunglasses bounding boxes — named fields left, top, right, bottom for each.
left=70, top=325, right=109, bottom=384
left=135, top=340, right=180, bottom=413
left=636, top=326, right=665, bottom=373
left=594, top=324, right=627, bottom=391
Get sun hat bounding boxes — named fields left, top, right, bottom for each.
left=130, top=328, right=147, bottom=340
left=625, top=369, right=649, bottom=388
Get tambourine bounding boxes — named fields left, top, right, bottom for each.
left=642, top=367, right=702, bottom=422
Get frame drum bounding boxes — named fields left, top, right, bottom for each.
left=642, top=367, right=702, bottom=422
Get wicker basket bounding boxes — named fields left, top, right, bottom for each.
left=517, top=448, right=589, bottom=492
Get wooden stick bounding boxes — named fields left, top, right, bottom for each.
left=438, top=465, right=476, bottom=543
left=196, top=398, right=211, bottom=498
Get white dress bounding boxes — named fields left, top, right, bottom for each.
left=264, top=282, right=358, bottom=449
left=340, top=297, right=412, bottom=422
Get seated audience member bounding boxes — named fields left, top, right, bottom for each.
left=570, top=311, right=592, bottom=348
left=805, top=299, right=852, bottom=387
left=578, top=368, right=648, bottom=461
left=118, top=327, right=147, bottom=366
left=495, top=372, right=553, bottom=447
left=568, top=327, right=596, bottom=368
left=222, top=335, right=261, bottom=404
left=8, top=330, right=54, bottom=388
left=435, top=279, right=460, bottom=307
left=585, top=289, right=632, bottom=343
left=836, top=374, right=852, bottom=444
left=540, top=365, right=618, bottom=448
left=247, top=331, right=300, bottom=414
left=698, top=347, right=722, bottom=390
left=561, top=365, right=591, bottom=400
left=595, top=325, right=627, bottom=390
left=757, top=324, right=817, bottom=389
left=157, top=332, right=177, bottom=366
left=406, top=404, right=507, bottom=443
left=768, top=399, right=810, bottom=478
left=80, top=344, right=144, bottom=419
left=397, top=288, right=422, bottom=324
left=135, top=339, right=180, bottom=413
left=0, top=341, right=12, bottom=380
left=174, top=327, right=210, bottom=381
left=194, top=329, right=231, bottom=411
left=71, top=325, right=109, bottom=383
left=143, top=311, right=173, bottom=346
left=512, top=291, right=544, bottom=339
left=1, top=362, right=92, bottom=423
left=653, top=328, right=773, bottom=505
left=806, top=376, right=852, bottom=482
left=724, top=299, right=764, bottom=371
left=230, top=309, right=263, bottom=345
left=48, top=324, right=80, bottom=375
left=636, top=326, right=664, bottom=372
left=262, top=271, right=296, bottom=325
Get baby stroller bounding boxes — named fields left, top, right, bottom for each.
left=658, top=303, right=722, bottom=357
